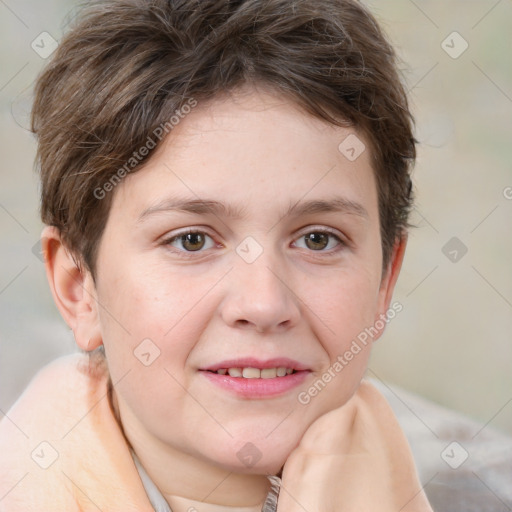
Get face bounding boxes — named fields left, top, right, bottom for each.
left=90, top=86, right=400, bottom=474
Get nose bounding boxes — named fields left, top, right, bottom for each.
left=219, top=251, right=301, bottom=334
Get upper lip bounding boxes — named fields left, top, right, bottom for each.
left=200, top=358, right=310, bottom=372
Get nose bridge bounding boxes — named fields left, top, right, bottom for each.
left=221, top=235, right=300, bottom=333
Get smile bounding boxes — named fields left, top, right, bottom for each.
left=209, top=367, right=295, bottom=378
left=199, top=358, right=311, bottom=399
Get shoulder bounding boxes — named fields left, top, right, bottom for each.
left=0, top=351, right=109, bottom=442
left=0, top=352, right=150, bottom=511
left=0, top=353, right=104, bottom=509
left=1, top=351, right=105, bottom=429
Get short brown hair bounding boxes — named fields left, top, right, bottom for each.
left=31, top=0, right=415, bottom=277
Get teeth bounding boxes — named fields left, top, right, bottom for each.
left=276, top=367, right=287, bottom=377
left=242, top=367, right=260, bottom=379
left=228, top=368, right=243, bottom=377
left=260, top=368, right=277, bottom=379
left=218, top=367, right=295, bottom=378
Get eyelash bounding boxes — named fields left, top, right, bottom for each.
left=161, top=227, right=346, bottom=259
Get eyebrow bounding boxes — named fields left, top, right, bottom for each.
left=138, top=195, right=369, bottom=223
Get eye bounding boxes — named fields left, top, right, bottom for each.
left=293, top=229, right=345, bottom=253
left=163, top=230, right=216, bottom=253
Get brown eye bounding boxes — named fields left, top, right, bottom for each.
left=180, top=232, right=206, bottom=251
left=165, top=230, right=215, bottom=253
left=293, top=229, right=344, bottom=254
left=304, top=232, right=330, bottom=251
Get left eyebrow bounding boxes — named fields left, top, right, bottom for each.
left=137, top=195, right=369, bottom=223
left=287, top=197, right=368, bottom=219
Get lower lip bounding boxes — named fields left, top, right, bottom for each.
left=200, top=370, right=310, bottom=399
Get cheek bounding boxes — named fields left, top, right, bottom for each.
left=312, top=268, right=381, bottom=348
left=302, top=269, right=379, bottom=405
left=95, top=265, right=204, bottom=432
left=95, top=259, right=220, bottom=380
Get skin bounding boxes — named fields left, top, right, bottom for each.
left=43, top=84, right=406, bottom=511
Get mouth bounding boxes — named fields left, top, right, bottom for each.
left=199, top=358, right=311, bottom=398
left=205, top=367, right=297, bottom=378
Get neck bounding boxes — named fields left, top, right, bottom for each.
left=111, top=389, right=271, bottom=511
left=140, top=444, right=270, bottom=511
left=166, top=495, right=266, bottom=512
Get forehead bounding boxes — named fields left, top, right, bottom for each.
left=111, top=86, right=379, bottom=224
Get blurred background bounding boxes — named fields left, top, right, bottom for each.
left=0, top=0, right=511, bottom=444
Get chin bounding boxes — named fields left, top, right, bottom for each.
left=212, top=438, right=296, bottom=476
left=216, top=457, right=286, bottom=477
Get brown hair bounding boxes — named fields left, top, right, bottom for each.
left=31, top=0, right=415, bottom=277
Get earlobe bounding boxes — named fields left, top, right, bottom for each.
left=41, top=226, right=103, bottom=351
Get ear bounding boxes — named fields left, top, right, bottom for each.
left=41, top=226, right=103, bottom=351
left=372, top=233, right=408, bottom=342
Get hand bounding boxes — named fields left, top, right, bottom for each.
left=276, top=380, right=432, bottom=512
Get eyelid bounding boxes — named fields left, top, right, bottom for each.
left=295, top=225, right=345, bottom=240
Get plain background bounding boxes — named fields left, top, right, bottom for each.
left=0, top=0, right=511, bottom=439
